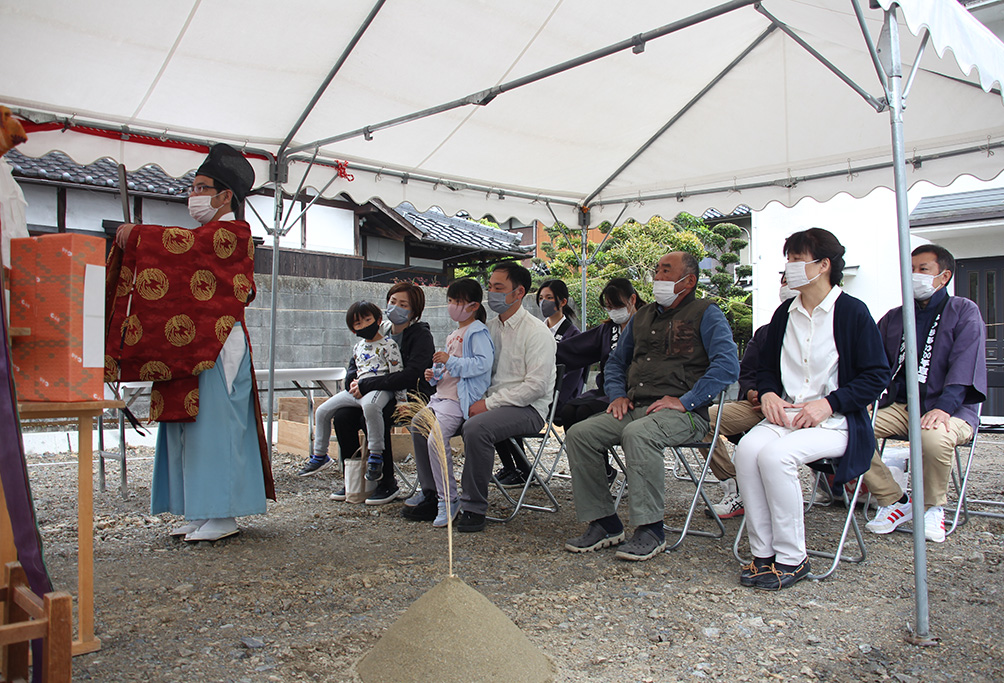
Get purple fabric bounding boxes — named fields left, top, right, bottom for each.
left=0, top=287, right=53, bottom=682
left=878, top=295, right=987, bottom=431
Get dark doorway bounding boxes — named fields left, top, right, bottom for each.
left=956, top=256, right=1004, bottom=416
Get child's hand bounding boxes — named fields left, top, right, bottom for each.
left=424, top=368, right=435, bottom=381
left=432, top=351, right=449, bottom=364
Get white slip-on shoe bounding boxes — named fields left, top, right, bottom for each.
left=170, top=520, right=206, bottom=537
left=186, top=517, right=239, bottom=542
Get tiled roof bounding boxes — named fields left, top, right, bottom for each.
left=702, top=205, right=751, bottom=221
left=395, top=202, right=531, bottom=256
left=5, top=149, right=193, bottom=196
left=910, top=188, right=1004, bottom=227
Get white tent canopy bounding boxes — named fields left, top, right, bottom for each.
left=4, top=0, right=1003, bottom=226
left=4, top=0, right=1004, bottom=641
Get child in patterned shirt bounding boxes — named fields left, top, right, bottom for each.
left=311, top=301, right=403, bottom=481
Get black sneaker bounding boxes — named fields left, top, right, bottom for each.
left=497, top=469, right=528, bottom=488
left=614, top=527, right=666, bottom=562
left=365, top=456, right=383, bottom=481
left=297, top=456, right=331, bottom=476
left=605, top=465, right=618, bottom=486
left=401, top=496, right=438, bottom=521
left=752, top=558, right=811, bottom=591
left=365, top=483, right=400, bottom=506
left=329, top=487, right=346, bottom=501
left=456, top=511, right=486, bottom=533
left=564, top=522, right=625, bottom=553
left=739, top=555, right=775, bottom=587
left=494, top=466, right=517, bottom=482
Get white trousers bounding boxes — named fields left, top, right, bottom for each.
left=734, top=422, right=848, bottom=565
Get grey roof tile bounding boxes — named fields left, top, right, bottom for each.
left=5, top=149, right=193, bottom=196
left=394, top=202, right=531, bottom=256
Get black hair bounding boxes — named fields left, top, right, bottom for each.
left=536, top=279, right=578, bottom=324
left=447, top=277, right=487, bottom=323
left=206, top=179, right=240, bottom=215
left=912, top=244, right=955, bottom=283
left=599, top=277, right=645, bottom=309
left=491, top=262, right=532, bottom=298
left=345, top=300, right=383, bottom=330
left=679, top=251, right=700, bottom=280
left=783, top=227, right=845, bottom=286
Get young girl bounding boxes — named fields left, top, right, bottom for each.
left=312, top=301, right=403, bottom=482
left=410, top=278, right=494, bottom=527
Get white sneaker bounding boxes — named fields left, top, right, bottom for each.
left=432, top=499, right=460, bottom=528
left=185, top=517, right=239, bottom=542
left=865, top=499, right=912, bottom=534
left=710, top=478, right=744, bottom=519
left=924, top=506, right=946, bottom=543
left=169, top=520, right=206, bottom=537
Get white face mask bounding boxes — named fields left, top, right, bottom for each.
left=607, top=307, right=631, bottom=325
left=784, top=259, right=821, bottom=289
left=652, top=278, right=683, bottom=307
left=912, top=272, right=945, bottom=301
left=188, top=193, right=222, bottom=225
left=779, top=283, right=797, bottom=303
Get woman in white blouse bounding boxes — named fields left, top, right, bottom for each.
left=734, top=228, right=889, bottom=591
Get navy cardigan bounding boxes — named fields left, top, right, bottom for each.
left=757, top=291, right=891, bottom=485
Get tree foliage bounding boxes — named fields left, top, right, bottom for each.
left=539, top=212, right=752, bottom=350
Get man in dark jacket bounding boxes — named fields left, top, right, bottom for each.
left=864, top=244, right=986, bottom=543
left=563, top=252, right=739, bottom=562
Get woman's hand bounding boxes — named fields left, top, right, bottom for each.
left=348, top=379, right=362, bottom=398
left=424, top=368, right=435, bottom=382
left=432, top=351, right=449, bottom=364
left=790, top=398, right=834, bottom=429
left=759, top=392, right=794, bottom=427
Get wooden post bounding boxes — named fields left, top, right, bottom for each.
left=42, top=591, right=73, bottom=682
left=74, top=415, right=96, bottom=655
left=2, top=562, right=30, bottom=681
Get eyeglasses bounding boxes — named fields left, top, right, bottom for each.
left=186, top=183, right=217, bottom=196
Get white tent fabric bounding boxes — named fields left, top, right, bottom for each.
left=3, top=0, right=1003, bottom=226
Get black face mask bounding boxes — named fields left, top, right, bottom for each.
left=353, top=321, right=380, bottom=339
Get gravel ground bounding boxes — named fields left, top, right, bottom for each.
left=22, top=432, right=1004, bottom=682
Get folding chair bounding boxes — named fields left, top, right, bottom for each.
left=487, top=365, right=565, bottom=522
left=732, top=400, right=879, bottom=581
left=662, top=392, right=729, bottom=551
left=871, top=403, right=983, bottom=537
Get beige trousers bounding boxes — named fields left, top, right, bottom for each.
left=863, top=402, right=973, bottom=508
left=703, top=400, right=764, bottom=481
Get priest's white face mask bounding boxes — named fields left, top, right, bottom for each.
left=188, top=194, right=223, bottom=225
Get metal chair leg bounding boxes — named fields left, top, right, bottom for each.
left=663, top=446, right=726, bottom=551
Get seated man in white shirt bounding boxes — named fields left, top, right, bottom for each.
left=456, top=263, right=557, bottom=532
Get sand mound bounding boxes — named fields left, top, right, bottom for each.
left=356, top=576, right=556, bottom=683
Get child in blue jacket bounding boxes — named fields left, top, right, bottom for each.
left=413, top=278, right=494, bottom=527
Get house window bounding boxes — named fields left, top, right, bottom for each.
left=366, top=236, right=405, bottom=265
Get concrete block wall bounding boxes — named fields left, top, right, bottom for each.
left=244, top=275, right=582, bottom=410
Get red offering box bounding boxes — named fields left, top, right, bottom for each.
left=10, top=234, right=106, bottom=402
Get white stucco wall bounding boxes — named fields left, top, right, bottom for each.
left=749, top=174, right=1004, bottom=330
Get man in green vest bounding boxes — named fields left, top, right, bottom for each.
left=563, top=251, right=740, bottom=561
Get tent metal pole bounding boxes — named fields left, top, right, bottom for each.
left=882, top=7, right=933, bottom=644
left=545, top=202, right=579, bottom=257
left=583, top=25, right=776, bottom=206
left=588, top=137, right=1004, bottom=208
left=756, top=4, right=885, bottom=112
left=276, top=0, right=386, bottom=158
left=849, top=0, right=890, bottom=92
left=281, top=148, right=318, bottom=234
left=287, top=0, right=760, bottom=155
left=265, top=183, right=284, bottom=453
left=281, top=166, right=347, bottom=236
left=902, top=30, right=930, bottom=101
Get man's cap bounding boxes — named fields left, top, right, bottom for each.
left=196, top=143, right=254, bottom=201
